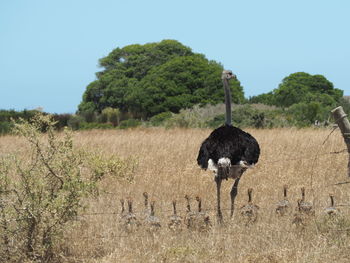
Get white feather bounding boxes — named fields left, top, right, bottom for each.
left=208, top=159, right=217, bottom=172
left=218, top=157, right=231, bottom=167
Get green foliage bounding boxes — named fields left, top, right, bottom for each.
left=249, top=72, right=342, bottom=110
left=161, top=103, right=301, bottom=129
left=79, top=122, right=114, bottom=130
left=206, top=104, right=288, bottom=129
left=0, top=121, right=11, bottom=135
left=52, top=113, right=71, bottom=128
left=101, top=107, right=120, bottom=126
left=338, top=97, right=350, bottom=116
left=249, top=92, right=275, bottom=105
left=149, top=112, right=173, bottom=126
left=78, top=40, right=245, bottom=118
left=287, top=102, right=328, bottom=126
left=0, top=109, right=39, bottom=122
left=0, top=114, right=136, bottom=262
left=0, top=109, right=41, bottom=135
left=67, top=115, right=85, bottom=130
left=118, top=118, right=142, bottom=129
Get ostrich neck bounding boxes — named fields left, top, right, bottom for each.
left=223, top=78, right=232, bottom=126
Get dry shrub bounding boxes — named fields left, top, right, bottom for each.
left=0, top=114, right=136, bottom=262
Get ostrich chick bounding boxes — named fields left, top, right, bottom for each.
left=168, top=200, right=182, bottom=231
left=324, top=194, right=338, bottom=216
left=276, top=185, right=290, bottom=216
left=141, top=192, right=150, bottom=222
left=119, top=199, right=127, bottom=224
left=293, top=188, right=314, bottom=227
left=297, top=187, right=314, bottom=215
left=145, top=201, right=161, bottom=231
left=240, top=188, right=259, bottom=223
left=194, top=196, right=211, bottom=231
left=124, top=199, right=140, bottom=232
left=184, top=195, right=196, bottom=229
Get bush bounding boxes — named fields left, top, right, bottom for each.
left=287, top=102, right=331, bottom=127
left=67, top=115, right=85, bottom=130
left=0, top=114, right=136, bottom=262
left=0, top=121, right=12, bottom=135
left=118, top=119, right=142, bottom=129
left=149, top=111, right=172, bottom=126
left=101, top=107, right=120, bottom=126
left=79, top=122, right=114, bottom=130
left=52, top=113, right=72, bottom=129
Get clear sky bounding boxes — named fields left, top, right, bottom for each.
left=1, top=0, right=349, bottom=113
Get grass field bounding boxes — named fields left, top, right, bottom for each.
left=1, top=127, right=350, bottom=262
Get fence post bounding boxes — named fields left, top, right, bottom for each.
left=331, top=106, right=350, bottom=177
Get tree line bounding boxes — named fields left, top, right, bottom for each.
left=1, top=39, right=349, bottom=133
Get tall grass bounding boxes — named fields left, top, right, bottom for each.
left=1, top=127, right=350, bottom=262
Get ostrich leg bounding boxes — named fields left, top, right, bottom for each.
left=215, top=176, right=223, bottom=223
left=230, top=177, right=241, bottom=218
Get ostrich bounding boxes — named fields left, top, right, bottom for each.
left=197, top=70, right=260, bottom=222
left=276, top=185, right=290, bottom=216
left=168, top=200, right=182, bottom=231
left=119, top=198, right=127, bottom=224
left=145, top=201, right=161, bottom=231
left=123, top=199, right=140, bottom=232
left=324, top=194, right=338, bottom=216
left=194, top=196, right=211, bottom=231
left=240, top=188, right=259, bottom=223
left=293, top=187, right=315, bottom=227
left=184, top=195, right=196, bottom=229
left=141, top=192, right=150, bottom=222
left=296, top=187, right=314, bottom=215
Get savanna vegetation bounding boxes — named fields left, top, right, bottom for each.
left=1, top=114, right=350, bottom=262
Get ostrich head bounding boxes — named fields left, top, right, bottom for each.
left=221, top=70, right=237, bottom=81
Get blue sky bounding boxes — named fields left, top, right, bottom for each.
left=1, top=0, right=349, bottom=113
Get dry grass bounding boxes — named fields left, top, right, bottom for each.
left=2, top=127, right=350, bottom=262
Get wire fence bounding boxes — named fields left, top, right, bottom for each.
left=76, top=126, right=350, bottom=220
left=56, top=126, right=350, bottom=244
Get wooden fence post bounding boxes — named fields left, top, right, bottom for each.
left=331, top=106, right=350, bottom=177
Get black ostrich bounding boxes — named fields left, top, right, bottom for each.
left=197, top=70, right=260, bottom=222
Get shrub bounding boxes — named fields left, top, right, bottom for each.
left=0, top=121, right=12, bottom=135
left=67, top=115, right=85, bottom=130
left=118, top=119, right=142, bottom=129
left=101, top=107, right=120, bottom=126
left=52, top=113, right=72, bottom=129
left=0, top=114, right=136, bottom=262
left=79, top=122, right=114, bottom=130
left=149, top=111, right=172, bottom=126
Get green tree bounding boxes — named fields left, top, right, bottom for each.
left=274, top=72, right=341, bottom=108
left=78, top=40, right=245, bottom=118
left=249, top=72, right=342, bottom=109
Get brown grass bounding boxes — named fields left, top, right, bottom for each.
left=2, top=127, right=350, bottom=262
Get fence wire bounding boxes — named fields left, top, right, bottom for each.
left=77, top=127, right=350, bottom=219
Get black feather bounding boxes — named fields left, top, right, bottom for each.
left=197, top=124, right=260, bottom=170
